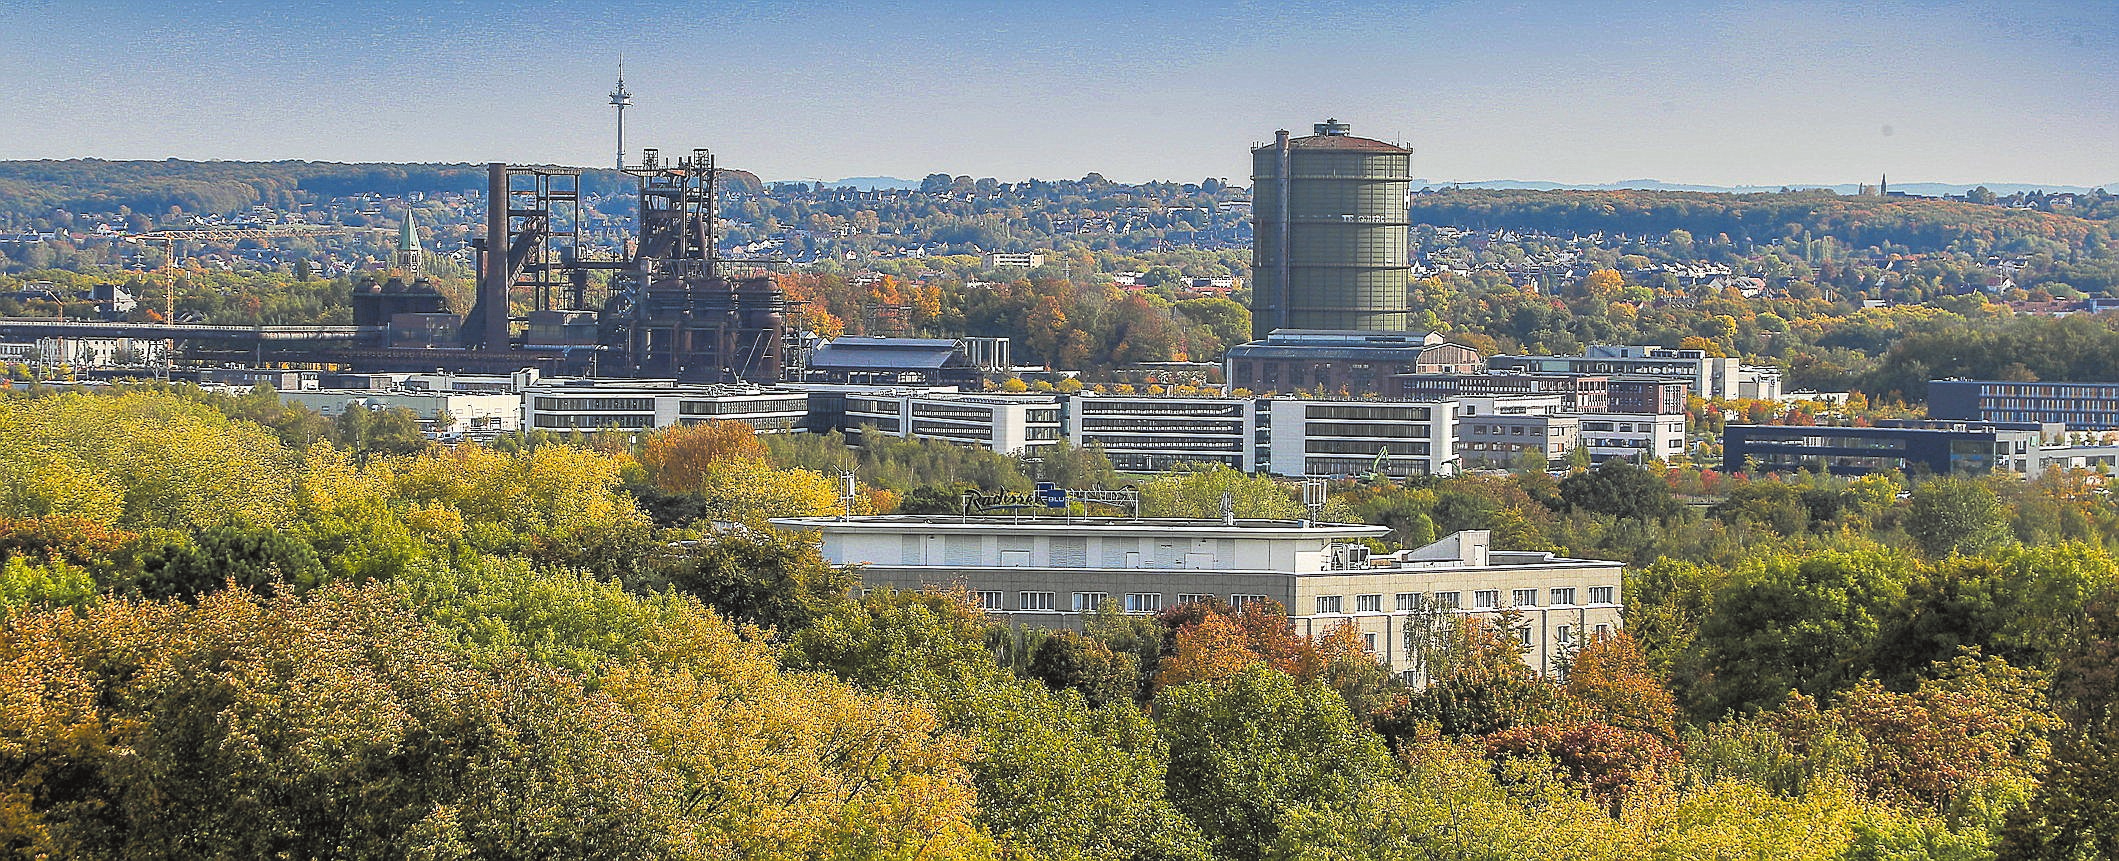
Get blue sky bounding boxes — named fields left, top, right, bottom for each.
left=2, top=0, right=2113, bottom=186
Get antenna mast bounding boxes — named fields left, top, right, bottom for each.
left=609, top=62, right=632, bottom=171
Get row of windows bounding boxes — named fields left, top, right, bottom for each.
left=1080, top=404, right=1246, bottom=419
left=911, top=402, right=1002, bottom=421
left=1737, top=432, right=1906, bottom=450
left=1585, top=437, right=1681, bottom=450
left=1086, top=436, right=1244, bottom=452
left=678, top=416, right=795, bottom=430
left=976, top=591, right=1257, bottom=614
left=1579, top=421, right=1680, bottom=434
left=1405, top=623, right=1613, bottom=657
left=1079, top=417, right=1246, bottom=433
left=974, top=592, right=1277, bottom=613
left=1307, top=405, right=1433, bottom=421
left=677, top=398, right=801, bottom=415
left=1320, top=586, right=1617, bottom=615
left=968, top=586, right=1616, bottom=616
left=1305, top=438, right=1434, bottom=455
left=532, top=397, right=654, bottom=412
left=1304, top=422, right=1437, bottom=440
left=1465, top=442, right=1559, bottom=453
left=532, top=414, right=652, bottom=429
left=1976, top=384, right=2119, bottom=398
left=909, top=421, right=994, bottom=439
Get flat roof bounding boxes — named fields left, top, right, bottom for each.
left=770, top=514, right=1390, bottom=539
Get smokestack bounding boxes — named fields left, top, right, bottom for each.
left=480, top=163, right=510, bottom=351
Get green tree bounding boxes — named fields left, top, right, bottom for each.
left=1906, top=476, right=2008, bottom=557
left=1691, top=548, right=1916, bottom=716
left=0, top=587, right=685, bottom=858
left=792, top=589, right=1208, bottom=861
left=643, top=528, right=857, bottom=633
left=333, top=405, right=429, bottom=463
left=132, top=520, right=325, bottom=600
left=1873, top=544, right=2119, bottom=686
left=1998, top=589, right=2119, bottom=859
left=1557, top=459, right=1679, bottom=521
left=1158, top=665, right=1393, bottom=860
left=1028, top=630, right=1138, bottom=708
left=1138, top=463, right=1302, bottom=519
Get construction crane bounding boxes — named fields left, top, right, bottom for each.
left=1357, top=446, right=1393, bottom=485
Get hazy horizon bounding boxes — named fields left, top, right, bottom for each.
left=3, top=0, right=2114, bottom=188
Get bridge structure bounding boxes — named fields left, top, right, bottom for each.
left=0, top=318, right=374, bottom=343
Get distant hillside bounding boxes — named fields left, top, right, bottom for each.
left=820, top=176, right=921, bottom=191
left=0, top=159, right=764, bottom=220
left=1405, top=187, right=2115, bottom=254
left=1419, top=179, right=2119, bottom=196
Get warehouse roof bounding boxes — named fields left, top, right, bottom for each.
left=809, top=337, right=959, bottom=371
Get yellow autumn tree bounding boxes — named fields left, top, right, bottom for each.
left=691, top=458, right=847, bottom=523
left=0, top=390, right=298, bottom=529
left=1566, top=630, right=1678, bottom=740
left=387, top=443, right=641, bottom=543
left=639, top=420, right=770, bottom=494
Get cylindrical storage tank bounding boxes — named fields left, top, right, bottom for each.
left=1250, top=121, right=1412, bottom=340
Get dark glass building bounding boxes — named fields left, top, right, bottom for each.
left=1722, top=420, right=2045, bottom=476
left=1929, top=379, right=2119, bottom=429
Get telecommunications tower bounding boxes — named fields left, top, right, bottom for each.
left=609, top=64, right=632, bottom=171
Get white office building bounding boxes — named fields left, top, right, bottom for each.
left=521, top=381, right=808, bottom=432
left=1490, top=345, right=1780, bottom=401
left=772, top=516, right=1625, bottom=679
left=1263, top=398, right=1460, bottom=477
left=842, top=391, right=1062, bottom=455
left=1066, top=393, right=1258, bottom=472
left=280, top=389, right=522, bottom=438
left=1576, top=412, right=1688, bottom=463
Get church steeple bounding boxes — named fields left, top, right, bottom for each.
left=395, top=213, right=423, bottom=276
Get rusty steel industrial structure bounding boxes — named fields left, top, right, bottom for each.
left=452, top=149, right=792, bottom=382
left=0, top=147, right=799, bottom=381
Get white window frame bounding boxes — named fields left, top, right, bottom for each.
left=1072, top=592, right=1107, bottom=613
left=1512, top=589, right=1538, bottom=607
left=1124, top=592, right=1162, bottom=614
left=1473, top=590, right=1499, bottom=610
left=1590, top=586, right=1615, bottom=604
left=974, top=591, right=1004, bottom=612
left=1315, top=595, right=1344, bottom=615
left=1019, top=591, right=1056, bottom=612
